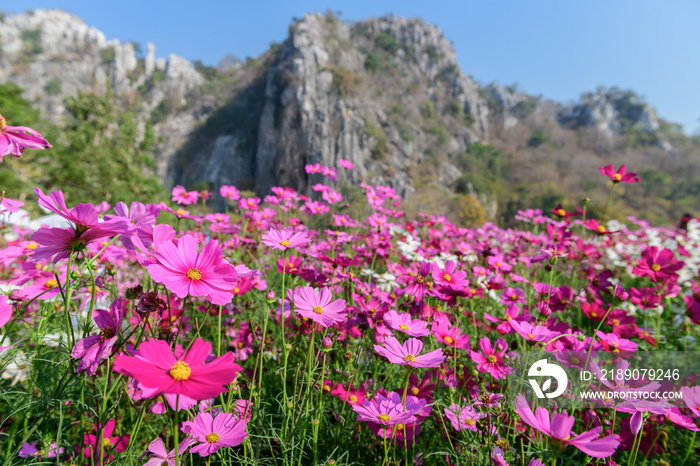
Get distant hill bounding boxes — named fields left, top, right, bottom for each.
left=1, top=9, right=698, bottom=225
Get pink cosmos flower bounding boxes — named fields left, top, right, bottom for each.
left=431, top=313, right=470, bottom=348
left=147, top=234, right=238, bottom=306
left=71, top=299, right=124, bottom=376
left=0, top=113, right=52, bottom=162
left=596, top=330, right=638, bottom=352
left=469, top=337, right=512, bottom=379
left=82, top=419, right=129, bottom=464
left=331, top=382, right=367, bottom=405
left=430, top=260, right=468, bottom=290
left=261, top=228, right=310, bottom=251
left=444, top=403, right=485, bottom=431
left=29, top=226, right=116, bottom=263
left=0, top=196, right=23, bottom=214
left=181, top=412, right=248, bottom=457
left=352, top=391, right=422, bottom=425
left=33, top=188, right=127, bottom=233
left=599, top=164, right=641, bottom=183
left=509, top=320, right=559, bottom=343
left=143, top=437, right=195, bottom=466
left=515, top=395, right=620, bottom=457
left=339, top=158, right=354, bottom=170
left=171, top=185, right=199, bottom=205
left=220, top=185, right=241, bottom=201
left=292, top=286, right=347, bottom=327
left=374, top=336, right=445, bottom=368
left=18, top=441, right=64, bottom=458
left=484, top=304, right=530, bottom=334
left=113, top=338, right=241, bottom=400
left=0, top=295, right=13, bottom=329
left=632, top=246, right=683, bottom=283
left=383, top=309, right=430, bottom=337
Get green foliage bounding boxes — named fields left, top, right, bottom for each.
left=375, top=32, right=400, bottom=55
left=44, top=79, right=62, bottom=95
left=100, top=46, right=116, bottom=63
left=20, top=29, right=42, bottom=54
left=399, top=126, right=414, bottom=142
left=640, top=168, right=672, bottom=198
left=429, top=125, right=450, bottom=145
left=364, top=121, right=388, bottom=159
left=150, top=98, right=173, bottom=124
left=192, top=60, right=218, bottom=80
left=329, top=66, right=361, bottom=98
left=45, top=90, right=166, bottom=205
left=445, top=100, right=463, bottom=119
left=364, top=53, right=380, bottom=73
left=455, top=143, right=509, bottom=196
left=420, top=100, right=436, bottom=120
left=528, top=129, right=549, bottom=147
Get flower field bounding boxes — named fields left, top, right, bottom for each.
left=1, top=124, right=700, bottom=465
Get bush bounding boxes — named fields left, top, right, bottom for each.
left=44, top=79, right=62, bottom=95
left=100, top=46, right=116, bottom=63
left=364, top=121, right=388, bottom=159
left=399, top=126, right=414, bottom=142
left=375, top=32, right=401, bottom=55
left=429, top=125, right=450, bottom=145
left=20, top=29, right=42, bottom=55
left=528, top=129, right=549, bottom=147
left=364, top=53, right=380, bottom=73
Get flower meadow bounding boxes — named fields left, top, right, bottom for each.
left=1, top=119, right=700, bottom=465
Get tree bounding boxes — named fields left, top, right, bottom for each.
left=46, top=89, right=166, bottom=205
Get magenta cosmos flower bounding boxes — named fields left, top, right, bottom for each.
left=113, top=338, right=241, bottom=400
left=599, top=164, right=641, bottom=183
left=181, top=412, right=248, bottom=457
left=171, top=185, right=199, bottom=205
left=71, top=299, right=124, bottom=376
left=82, top=418, right=129, bottom=463
left=383, top=309, right=430, bottom=337
left=261, top=228, right=310, bottom=251
left=509, top=320, right=559, bottom=343
left=352, top=391, right=422, bottom=425
left=147, top=234, right=238, bottom=306
left=374, top=336, right=445, bottom=368
left=515, top=395, right=620, bottom=458
left=0, top=113, right=52, bottom=162
left=444, top=403, right=485, bottom=432
left=292, top=286, right=347, bottom=327
left=143, top=437, right=195, bottom=466
left=632, top=246, right=683, bottom=283
left=469, top=337, right=511, bottom=379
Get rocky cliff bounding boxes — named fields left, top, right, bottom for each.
left=0, top=9, right=679, bottom=216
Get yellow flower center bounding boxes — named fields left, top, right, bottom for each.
left=100, top=328, right=115, bottom=342
left=205, top=433, right=220, bottom=443
left=443, top=273, right=451, bottom=281
left=613, top=173, right=622, bottom=181
left=571, top=356, right=580, bottom=364
left=169, top=361, right=191, bottom=381
left=444, top=336, right=454, bottom=344
left=26, top=242, right=38, bottom=250
left=464, top=418, right=476, bottom=426
left=349, top=395, right=358, bottom=402
left=186, top=268, right=202, bottom=280
left=233, top=287, right=240, bottom=293
left=45, top=279, right=58, bottom=289
left=496, top=439, right=509, bottom=449
left=527, top=333, right=535, bottom=339
left=557, top=209, right=566, bottom=216
left=395, top=424, right=405, bottom=431
left=399, top=324, right=409, bottom=331
left=612, top=319, right=620, bottom=326
left=280, top=240, right=291, bottom=247
left=404, top=354, right=416, bottom=363
left=504, top=314, right=512, bottom=321
left=510, top=294, right=518, bottom=301
left=411, top=387, right=420, bottom=395
left=324, top=384, right=331, bottom=392
left=487, top=355, right=497, bottom=364
left=313, top=306, right=324, bottom=314
left=102, top=437, right=113, bottom=447
left=597, top=225, right=607, bottom=233
left=378, top=414, right=391, bottom=422
left=176, top=209, right=186, bottom=215
left=651, top=264, right=661, bottom=272
left=0, top=116, right=6, bottom=131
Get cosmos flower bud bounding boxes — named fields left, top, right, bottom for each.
left=322, top=337, right=333, bottom=350
left=265, top=290, right=276, bottom=303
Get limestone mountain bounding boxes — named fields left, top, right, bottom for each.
left=0, top=9, right=696, bottom=224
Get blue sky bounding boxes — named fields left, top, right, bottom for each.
left=5, top=0, right=700, bottom=133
